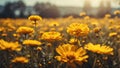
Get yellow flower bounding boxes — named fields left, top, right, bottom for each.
left=28, top=15, right=42, bottom=21
left=93, top=27, right=101, bottom=33
left=0, top=39, right=21, bottom=51
left=114, top=10, right=120, bottom=15
left=67, top=23, right=89, bottom=37
left=16, top=26, right=34, bottom=34
left=55, top=44, right=88, bottom=66
left=11, top=57, right=29, bottom=63
left=0, top=27, right=5, bottom=32
left=80, top=12, right=86, bottom=16
left=69, top=38, right=78, bottom=44
left=1, top=33, right=7, bottom=37
left=109, top=32, right=117, bottom=37
left=84, top=43, right=113, bottom=55
left=84, top=16, right=90, bottom=20
left=104, top=14, right=111, bottom=18
left=23, top=40, right=41, bottom=46
left=41, top=31, right=62, bottom=42
left=49, top=21, right=59, bottom=27
left=36, top=47, right=42, bottom=51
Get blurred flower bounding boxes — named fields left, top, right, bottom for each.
left=84, top=16, right=90, bottom=20
left=50, top=28, right=56, bottom=31
left=0, top=39, right=21, bottom=51
left=69, top=38, right=78, bottom=44
left=36, top=47, right=42, bottom=51
left=28, top=15, right=42, bottom=21
left=109, top=32, right=117, bottom=37
left=0, top=27, right=5, bottom=32
left=1, top=33, right=7, bottom=37
left=80, top=12, right=86, bottom=16
left=11, top=56, right=29, bottom=63
left=55, top=44, right=88, bottom=67
left=114, top=10, right=120, bottom=15
left=49, top=21, right=59, bottom=27
left=67, top=23, right=89, bottom=37
left=16, top=26, right=34, bottom=34
left=104, top=14, right=111, bottom=18
left=41, top=31, right=62, bottom=42
left=93, top=27, right=101, bottom=33
left=84, top=43, right=113, bottom=55
left=58, top=27, right=64, bottom=32
left=23, top=40, right=41, bottom=46
left=13, top=33, right=20, bottom=37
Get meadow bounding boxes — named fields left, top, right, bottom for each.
left=0, top=12, right=120, bottom=68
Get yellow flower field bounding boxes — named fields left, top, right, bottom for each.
left=0, top=14, right=120, bottom=68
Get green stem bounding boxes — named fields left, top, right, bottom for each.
left=33, top=21, right=37, bottom=39
left=92, top=55, right=97, bottom=68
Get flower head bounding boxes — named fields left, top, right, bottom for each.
left=67, top=23, right=89, bottom=37
left=114, top=10, right=120, bottom=15
left=16, top=26, right=34, bottom=34
left=11, top=56, right=29, bottom=63
left=109, top=32, right=117, bottom=37
left=0, top=39, right=21, bottom=51
left=23, top=40, right=41, bottom=46
left=80, top=12, right=86, bottom=16
left=84, top=43, right=114, bottom=55
left=55, top=44, right=88, bottom=66
left=28, top=15, right=42, bottom=21
left=41, top=31, right=62, bottom=42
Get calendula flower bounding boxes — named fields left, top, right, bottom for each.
left=11, top=57, right=29, bottom=63
left=104, top=14, right=111, bottom=18
left=114, top=10, right=120, bottom=15
left=84, top=43, right=114, bottom=55
left=0, top=39, right=21, bottom=51
left=16, top=26, right=34, bottom=34
left=28, top=15, right=42, bottom=21
left=41, top=31, right=62, bottom=42
left=55, top=44, right=88, bottom=67
left=23, top=40, right=41, bottom=46
left=80, top=12, right=86, bottom=16
left=109, top=32, right=117, bottom=37
left=67, top=23, right=89, bottom=37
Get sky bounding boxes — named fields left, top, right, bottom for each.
left=0, top=0, right=120, bottom=8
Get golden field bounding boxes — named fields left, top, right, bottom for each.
left=0, top=14, right=120, bottom=68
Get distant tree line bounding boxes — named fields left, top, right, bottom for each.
left=0, top=0, right=118, bottom=18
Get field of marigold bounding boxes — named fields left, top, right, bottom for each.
left=0, top=14, right=120, bottom=68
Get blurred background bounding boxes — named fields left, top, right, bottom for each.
left=0, top=0, right=120, bottom=18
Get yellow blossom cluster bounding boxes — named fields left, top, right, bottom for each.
left=16, top=26, right=34, bottom=34
left=41, top=31, right=62, bottom=42
left=67, top=23, right=89, bottom=37
left=84, top=43, right=113, bottom=55
left=55, top=44, right=88, bottom=65
left=0, top=39, right=21, bottom=51
left=11, top=56, right=29, bottom=63
left=23, top=40, right=41, bottom=46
